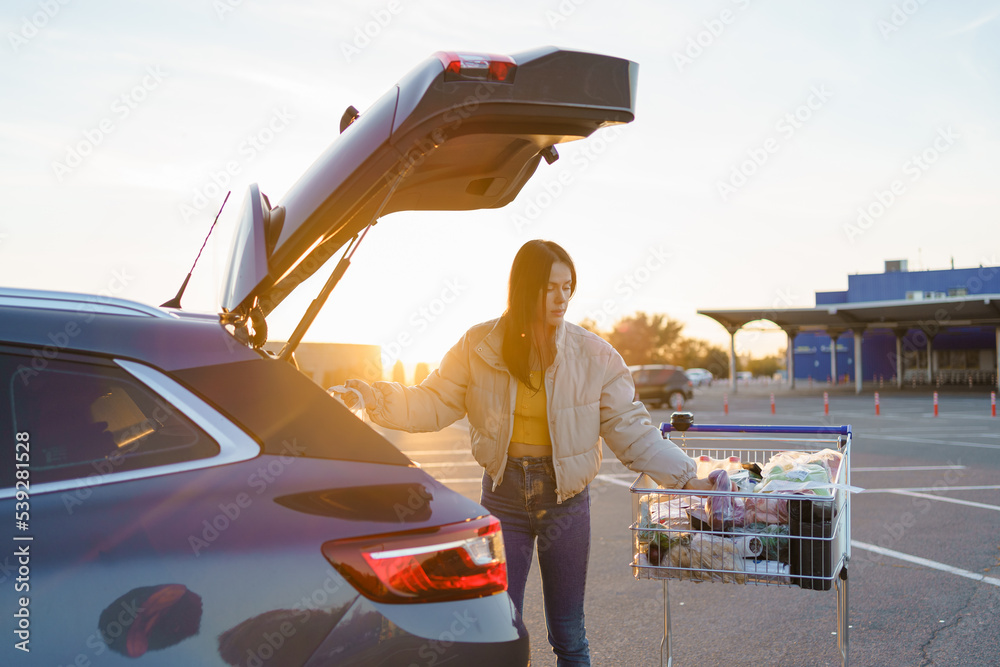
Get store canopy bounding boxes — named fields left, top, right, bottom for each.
left=698, top=294, right=1000, bottom=334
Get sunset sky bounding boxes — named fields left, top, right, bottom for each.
left=3, top=0, right=998, bottom=376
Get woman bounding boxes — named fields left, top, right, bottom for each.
left=345, top=239, right=711, bottom=666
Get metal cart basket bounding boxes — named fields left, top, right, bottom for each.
left=630, top=421, right=852, bottom=666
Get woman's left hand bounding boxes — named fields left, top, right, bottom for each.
left=682, top=476, right=737, bottom=493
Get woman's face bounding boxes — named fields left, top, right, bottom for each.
left=538, top=261, right=573, bottom=332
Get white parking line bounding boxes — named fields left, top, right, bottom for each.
left=594, top=474, right=635, bottom=488
left=852, top=465, right=967, bottom=472
left=879, top=490, right=1000, bottom=512
left=863, top=434, right=1000, bottom=450
left=862, top=484, right=1000, bottom=493
left=851, top=541, right=1000, bottom=588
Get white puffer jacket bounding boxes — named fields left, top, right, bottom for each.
left=368, top=317, right=697, bottom=502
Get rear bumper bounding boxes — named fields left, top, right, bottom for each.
left=304, top=592, right=529, bottom=666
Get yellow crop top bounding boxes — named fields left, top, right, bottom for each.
left=510, top=371, right=552, bottom=447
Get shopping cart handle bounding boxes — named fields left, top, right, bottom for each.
left=660, top=423, right=851, bottom=436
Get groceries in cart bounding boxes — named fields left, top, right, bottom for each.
left=636, top=448, right=844, bottom=586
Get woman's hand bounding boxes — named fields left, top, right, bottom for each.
left=682, top=476, right=738, bottom=494
left=344, top=379, right=376, bottom=410
left=682, top=477, right=714, bottom=493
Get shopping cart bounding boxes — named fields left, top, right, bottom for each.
left=630, top=415, right=852, bottom=667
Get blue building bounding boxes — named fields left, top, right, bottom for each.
left=700, top=260, right=1000, bottom=392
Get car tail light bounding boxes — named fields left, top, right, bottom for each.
left=435, top=52, right=516, bottom=83
left=322, top=515, right=507, bottom=604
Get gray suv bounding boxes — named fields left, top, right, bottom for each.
left=629, top=364, right=694, bottom=410
left=1, top=47, right=637, bottom=666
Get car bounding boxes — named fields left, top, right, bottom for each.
left=0, top=47, right=637, bottom=666
left=737, top=371, right=754, bottom=383
left=628, top=364, right=694, bottom=410
left=684, top=368, right=713, bottom=387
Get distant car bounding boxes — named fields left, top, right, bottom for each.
left=684, top=368, right=713, bottom=387
left=629, top=365, right=694, bottom=410
left=737, top=371, right=754, bottom=383
left=0, top=47, right=639, bottom=666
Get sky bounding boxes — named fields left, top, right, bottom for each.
left=2, top=0, right=999, bottom=377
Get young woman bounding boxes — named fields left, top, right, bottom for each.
left=345, top=239, right=711, bottom=666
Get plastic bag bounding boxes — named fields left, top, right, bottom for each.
left=327, top=384, right=368, bottom=422
left=705, top=469, right=746, bottom=530
left=757, top=449, right=843, bottom=495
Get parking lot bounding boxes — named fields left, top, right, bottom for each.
left=381, top=385, right=1000, bottom=666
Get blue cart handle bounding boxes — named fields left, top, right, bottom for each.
left=660, top=423, right=851, bottom=437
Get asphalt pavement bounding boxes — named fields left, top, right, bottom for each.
left=379, top=382, right=1000, bottom=666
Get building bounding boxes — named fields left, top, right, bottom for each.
left=263, top=341, right=382, bottom=389
left=698, top=260, right=1000, bottom=392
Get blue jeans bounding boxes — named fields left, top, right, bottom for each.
left=480, top=456, right=591, bottom=666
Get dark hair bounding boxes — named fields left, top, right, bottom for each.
left=502, top=240, right=576, bottom=390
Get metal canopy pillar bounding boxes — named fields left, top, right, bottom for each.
left=894, top=328, right=906, bottom=389
left=854, top=330, right=863, bottom=394
left=727, top=326, right=739, bottom=393
left=784, top=327, right=798, bottom=389
left=829, top=331, right=841, bottom=385
left=926, top=334, right=934, bottom=384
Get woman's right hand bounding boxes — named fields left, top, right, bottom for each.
left=344, top=378, right=376, bottom=410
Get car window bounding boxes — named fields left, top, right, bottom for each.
left=2, top=351, right=219, bottom=488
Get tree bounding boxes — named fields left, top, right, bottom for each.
left=392, top=359, right=406, bottom=384
left=747, top=354, right=784, bottom=378
left=671, top=337, right=731, bottom=379
left=583, top=311, right=731, bottom=377
left=604, top=312, right=685, bottom=366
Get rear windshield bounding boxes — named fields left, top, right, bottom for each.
left=173, top=358, right=412, bottom=467
left=633, top=368, right=676, bottom=384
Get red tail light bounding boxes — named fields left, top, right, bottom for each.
left=435, top=52, right=517, bottom=83
left=322, top=516, right=507, bottom=604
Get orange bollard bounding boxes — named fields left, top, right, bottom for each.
left=933, top=391, right=939, bottom=417
left=992, top=392, right=996, bottom=417
left=770, top=393, right=775, bottom=415
left=724, top=393, right=729, bottom=415
left=823, top=391, right=829, bottom=416
left=875, top=392, right=880, bottom=416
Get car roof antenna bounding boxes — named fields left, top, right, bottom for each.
left=278, top=164, right=412, bottom=362
left=161, top=191, right=231, bottom=309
